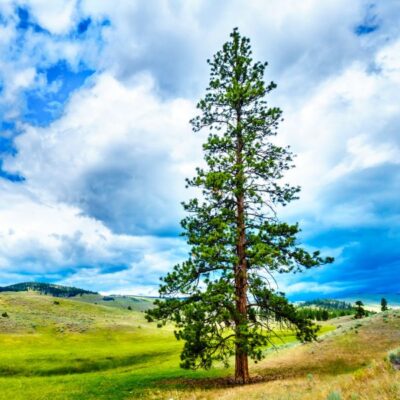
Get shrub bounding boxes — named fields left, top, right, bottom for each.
left=127, top=306, right=132, bottom=310
left=1, top=312, right=8, bottom=318
left=54, top=300, right=60, bottom=305
left=389, top=348, right=400, bottom=370
left=327, top=391, right=342, bottom=400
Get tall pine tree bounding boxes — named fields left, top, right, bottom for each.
left=146, top=28, right=333, bottom=384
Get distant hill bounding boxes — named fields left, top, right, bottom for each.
left=0, top=282, right=97, bottom=297
left=0, top=282, right=154, bottom=311
left=337, top=294, right=400, bottom=311
left=300, top=299, right=354, bottom=310
left=71, top=293, right=155, bottom=312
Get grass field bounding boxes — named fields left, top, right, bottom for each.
left=0, top=292, right=398, bottom=399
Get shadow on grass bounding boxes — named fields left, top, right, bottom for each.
left=163, top=359, right=363, bottom=390
left=0, top=351, right=175, bottom=377
left=157, top=347, right=367, bottom=390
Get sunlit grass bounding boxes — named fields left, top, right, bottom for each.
left=165, top=311, right=400, bottom=400
left=0, top=292, right=338, bottom=400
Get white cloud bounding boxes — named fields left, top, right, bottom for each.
left=279, top=37, right=400, bottom=230
left=0, top=71, right=201, bottom=288
left=78, top=0, right=368, bottom=97
left=0, top=177, right=188, bottom=288
left=5, top=72, right=202, bottom=234
left=22, top=0, right=78, bottom=35
left=0, top=1, right=108, bottom=121
left=329, top=135, right=400, bottom=180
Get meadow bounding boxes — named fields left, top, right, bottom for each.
left=0, top=291, right=398, bottom=399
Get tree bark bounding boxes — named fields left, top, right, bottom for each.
left=234, top=200, right=250, bottom=383
left=234, top=107, right=250, bottom=384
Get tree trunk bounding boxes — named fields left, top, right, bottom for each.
left=234, top=189, right=250, bottom=384
left=235, top=342, right=249, bottom=384
left=234, top=107, right=250, bottom=384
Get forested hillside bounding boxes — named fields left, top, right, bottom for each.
left=0, top=282, right=97, bottom=297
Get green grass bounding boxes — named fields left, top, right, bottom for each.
left=0, top=291, right=335, bottom=399
left=0, top=329, right=204, bottom=399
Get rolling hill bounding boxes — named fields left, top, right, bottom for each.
left=0, top=282, right=154, bottom=312
left=0, top=288, right=398, bottom=399
left=0, top=282, right=97, bottom=297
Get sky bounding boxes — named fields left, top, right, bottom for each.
left=0, top=0, right=399, bottom=300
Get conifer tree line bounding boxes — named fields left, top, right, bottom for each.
left=146, top=28, right=333, bottom=384
left=296, top=307, right=353, bottom=321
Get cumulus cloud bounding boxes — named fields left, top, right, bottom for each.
left=0, top=0, right=108, bottom=123
left=23, top=0, right=78, bottom=35
left=5, top=73, right=202, bottom=234
left=81, top=0, right=370, bottom=97
left=0, top=176, right=188, bottom=291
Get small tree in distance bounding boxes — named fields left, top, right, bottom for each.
left=146, top=28, right=333, bottom=384
left=354, top=300, right=366, bottom=319
left=381, top=297, right=388, bottom=312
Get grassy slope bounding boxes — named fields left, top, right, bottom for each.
left=2, top=292, right=399, bottom=399
left=168, top=312, right=400, bottom=400
left=68, top=293, right=155, bottom=312
left=0, top=292, right=334, bottom=400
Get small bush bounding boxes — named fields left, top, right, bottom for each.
left=127, top=306, right=132, bottom=310
left=389, top=348, right=400, bottom=370
left=53, top=300, right=60, bottom=305
left=1, top=312, right=8, bottom=318
left=327, top=391, right=342, bottom=400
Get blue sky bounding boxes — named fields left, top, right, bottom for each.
left=0, top=0, right=399, bottom=299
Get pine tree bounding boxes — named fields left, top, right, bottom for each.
left=146, top=28, right=333, bottom=384
left=321, top=309, right=330, bottom=321
left=354, top=300, right=366, bottom=319
left=381, top=297, right=388, bottom=311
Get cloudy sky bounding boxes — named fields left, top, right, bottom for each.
left=0, top=0, right=399, bottom=299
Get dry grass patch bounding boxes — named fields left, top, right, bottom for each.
left=152, top=311, right=400, bottom=400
